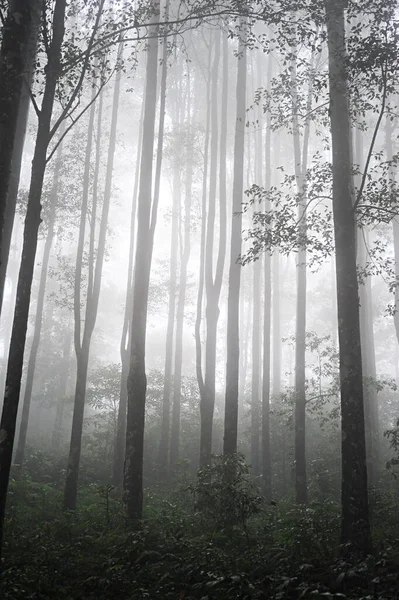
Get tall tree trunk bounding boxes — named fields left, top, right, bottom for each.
left=200, top=29, right=226, bottom=469
left=51, top=328, right=72, bottom=452
left=64, top=44, right=122, bottom=508
left=0, top=0, right=41, bottom=292
left=291, top=38, right=316, bottom=505
left=272, top=137, right=281, bottom=398
left=0, top=4, right=41, bottom=314
left=325, top=0, right=370, bottom=552
left=251, top=57, right=263, bottom=476
left=170, top=65, right=194, bottom=472
left=386, top=115, right=399, bottom=345
left=123, top=0, right=160, bottom=520
left=355, top=128, right=378, bottom=486
left=262, top=53, right=273, bottom=499
left=14, top=135, right=64, bottom=468
left=158, top=28, right=178, bottom=476
left=0, top=0, right=67, bottom=556
left=113, top=83, right=143, bottom=489
left=223, top=21, right=247, bottom=455
left=195, top=48, right=211, bottom=466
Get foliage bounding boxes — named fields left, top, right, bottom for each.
left=2, top=478, right=399, bottom=599
left=189, top=453, right=263, bottom=530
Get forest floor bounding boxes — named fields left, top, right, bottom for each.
left=1, top=478, right=399, bottom=599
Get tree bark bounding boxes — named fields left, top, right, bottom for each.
left=64, top=41, right=121, bottom=508
left=51, top=328, right=72, bottom=452
left=170, top=65, right=194, bottom=473
left=123, top=0, right=160, bottom=520
left=0, top=0, right=41, bottom=293
left=387, top=115, right=399, bottom=346
left=200, top=29, right=225, bottom=469
left=0, top=0, right=67, bottom=557
left=262, top=53, right=273, bottom=500
left=355, top=128, right=378, bottom=486
left=14, top=134, right=64, bottom=468
left=325, top=0, right=370, bottom=552
left=223, top=21, right=247, bottom=455
left=113, top=78, right=143, bottom=489
left=158, top=24, right=178, bottom=476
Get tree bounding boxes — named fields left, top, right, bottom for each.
left=198, top=28, right=227, bottom=469
left=0, top=0, right=68, bottom=558
left=14, top=132, right=65, bottom=469
left=113, top=100, right=142, bottom=489
left=64, top=33, right=122, bottom=509
left=124, top=0, right=160, bottom=520
left=0, top=0, right=41, bottom=299
left=224, top=18, right=247, bottom=456
left=262, top=52, right=273, bottom=500
left=170, top=63, right=194, bottom=472
left=325, top=0, right=370, bottom=552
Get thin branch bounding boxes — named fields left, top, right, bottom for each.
left=45, top=70, right=114, bottom=164
left=356, top=204, right=399, bottom=218
left=49, top=0, right=106, bottom=141
left=24, top=78, right=41, bottom=118
left=353, top=62, right=388, bottom=213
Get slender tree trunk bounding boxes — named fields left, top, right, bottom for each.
left=0, top=0, right=41, bottom=290
left=200, top=29, right=224, bottom=469
left=224, top=21, right=247, bottom=455
left=51, top=328, right=72, bottom=452
left=355, top=128, right=378, bottom=486
left=0, top=5, right=41, bottom=314
left=262, top=54, right=273, bottom=499
left=272, top=136, right=282, bottom=398
left=195, top=50, right=211, bottom=465
left=65, top=44, right=122, bottom=508
left=158, top=37, right=178, bottom=476
left=251, top=57, right=263, bottom=476
left=124, top=0, right=160, bottom=520
left=0, top=0, right=67, bottom=556
left=386, top=115, right=399, bottom=346
left=325, top=0, right=370, bottom=552
left=291, top=39, right=317, bottom=505
left=113, top=84, right=143, bottom=489
left=170, top=65, right=194, bottom=472
left=14, top=136, right=63, bottom=468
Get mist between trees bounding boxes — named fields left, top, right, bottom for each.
left=0, top=0, right=399, bottom=598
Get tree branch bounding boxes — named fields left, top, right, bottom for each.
left=353, top=62, right=388, bottom=213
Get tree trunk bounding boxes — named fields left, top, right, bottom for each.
left=65, top=40, right=121, bottom=508
left=272, top=137, right=282, bottom=398
left=0, top=0, right=41, bottom=291
left=124, top=0, right=160, bottom=520
left=291, top=38, right=316, bottom=505
left=158, top=31, right=178, bottom=476
left=325, top=0, right=370, bottom=552
left=170, top=65, right=194, bottom=473
left=262, top=53, right=273, bottom=500
left=198, top=29, right=227, bottom=469
left=51, top=328, right=72, bottom=452
left=223, top=21, right=247, bottom=455
left=251, top=58, right=263, bottom=476
left=355, top=128, right=378, bottom=486
left=195, top=48, right=211, bottom=465
left=14, top=136, right=63, bottom=468
left=113, top=80, right=143, bottom=489
left=386, top=115, right=399, bottom=347
left=0, top=4, right=41, bottom=314
left=0, top=0, right=67, bottom=557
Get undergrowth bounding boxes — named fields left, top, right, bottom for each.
left=1, top=463, right=399, bottom=599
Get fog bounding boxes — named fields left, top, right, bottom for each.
left=0, top=0, right=399, bottom=597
